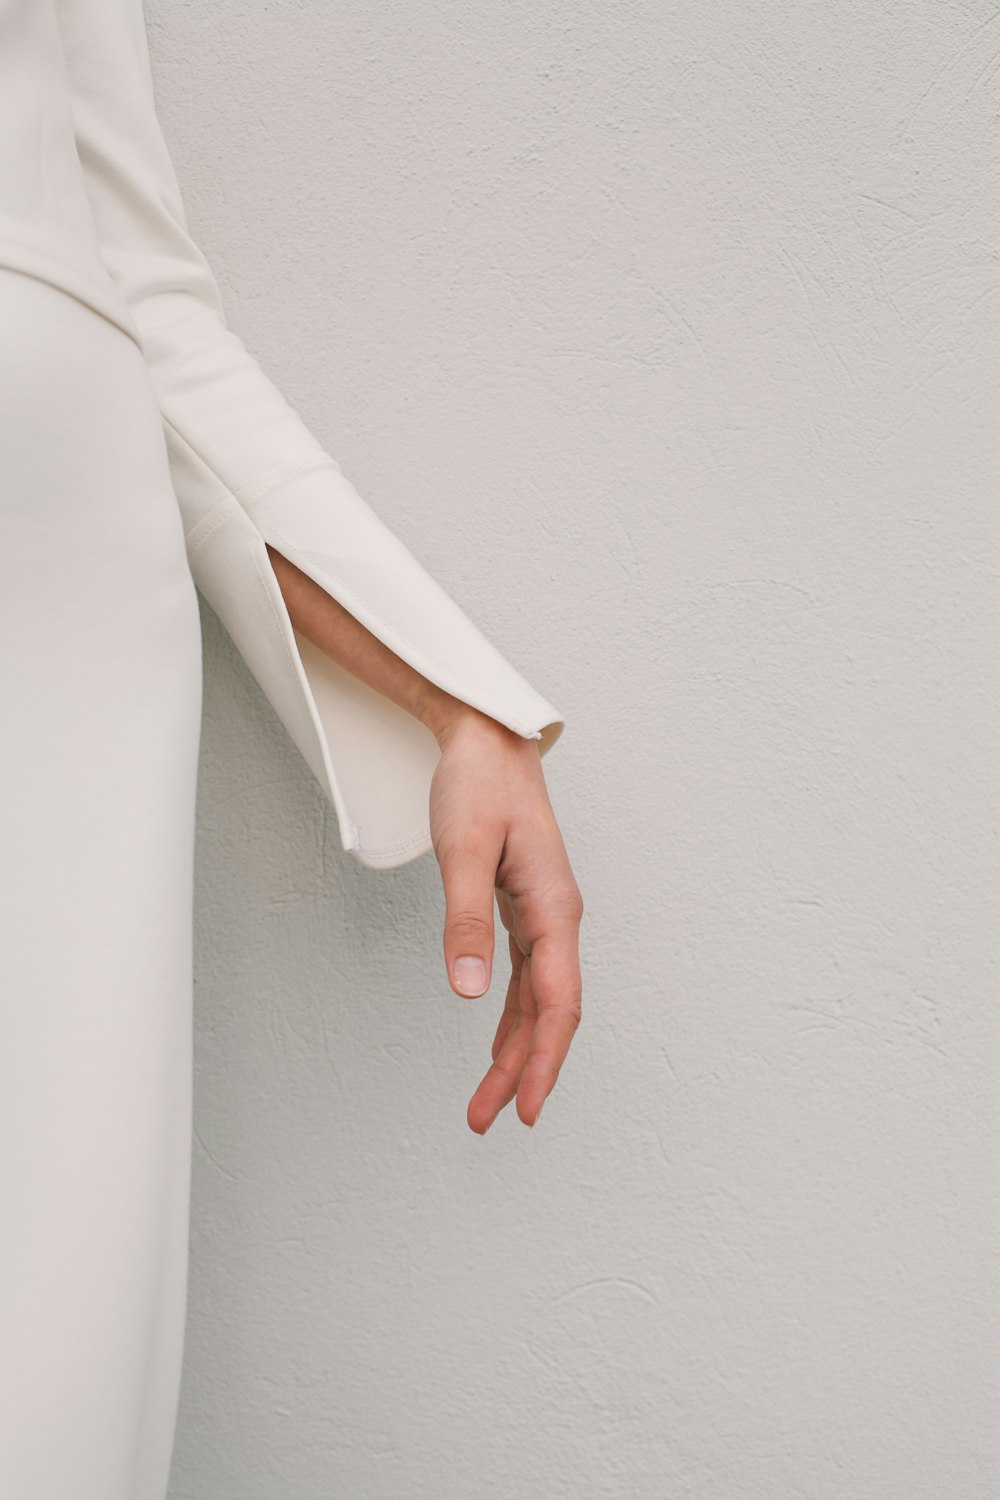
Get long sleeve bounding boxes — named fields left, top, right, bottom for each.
left=53, top=0, right=566, bottom=870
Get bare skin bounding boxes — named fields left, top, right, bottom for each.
left=266, top=544, right=584, bottom=1133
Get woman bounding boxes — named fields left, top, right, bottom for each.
left=0, top=0, right=584, bottom=1494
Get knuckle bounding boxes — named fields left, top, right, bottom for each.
left=560, top=996, right=581, bottom=1032
left=558, top=991, right=583, bottom=1032
left=521, top=877, right=583, bottom=924
left=551, top=881, right=585, bottom=922
left=488, top=1057, right=520, bottom=1087
left=447, top=911, right=494, bottom=942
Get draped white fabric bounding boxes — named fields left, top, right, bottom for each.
left=0, top=0, right=565, bottom=867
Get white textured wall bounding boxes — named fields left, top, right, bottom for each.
left=153, top=2, right=998, bottom=1496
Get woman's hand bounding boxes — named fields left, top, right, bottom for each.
left=262, top=544, right=579, bottom=1131
left=425, top=707, right=584, bottom=1134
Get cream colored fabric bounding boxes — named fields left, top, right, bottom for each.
left=0, top=0, right=565, bottom=868
left=0, top=267, right=203, bottom=1500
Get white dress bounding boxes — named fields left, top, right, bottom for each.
left=0, top=1, right=565, bottom=1494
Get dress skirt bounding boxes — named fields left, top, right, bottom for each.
left=0, top=268, right=204, bottom=1499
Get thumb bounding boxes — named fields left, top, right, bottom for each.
left=439, top=839, right=498, bottom=999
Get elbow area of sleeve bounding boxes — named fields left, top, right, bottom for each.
left=175, top=437, right=565, bottom=871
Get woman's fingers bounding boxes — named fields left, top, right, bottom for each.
left=471, top=893, right=583, bottom=1130
left=514, top=923, right=583, bottom=1125
left=490, top=930, right=526, bottom=1061
left=468, top=950, right=537, bottom=1133
left=438, top=829, right=502, bottom=1000
left=465, top=934, right=522, bottom=1134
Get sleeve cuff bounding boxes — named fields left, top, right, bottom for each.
left=167, top=422, right=565, bottom=870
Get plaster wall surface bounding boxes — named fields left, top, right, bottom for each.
left=151, top=2, right=999, bottom=1495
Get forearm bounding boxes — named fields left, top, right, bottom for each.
left=265, top=544, right=505, bottom=746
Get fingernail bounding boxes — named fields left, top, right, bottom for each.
left=454, top=956, right=488, bottom=996
left=534, top=1099, right=544, bottom=1125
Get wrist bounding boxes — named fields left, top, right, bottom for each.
left=419, top=690, right=522, bottom=750
left=419, top=688, right=484, bottom=744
